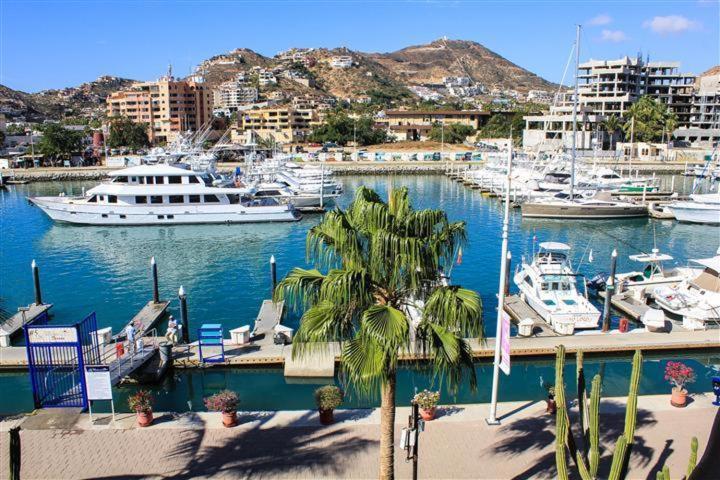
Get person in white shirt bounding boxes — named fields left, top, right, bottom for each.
left=165, top=316, right=178, bottom=345
left=125, top=323, right=136, bottom=353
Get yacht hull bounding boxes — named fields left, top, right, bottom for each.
left=670, top=203, right=720, bottom=225
left=521, top=202, right=648, bottom=219
left=29, top=197, right=301, bottom=225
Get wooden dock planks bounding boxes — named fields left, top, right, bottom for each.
left=0, top=303, right=53, bottom=347
left=597, top=291, right=650, bottom=321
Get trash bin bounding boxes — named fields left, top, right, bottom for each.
left=554, top=319, right=575, bottom=336
left=518, top=318, right=534, bottom=337
left=159, top=341, right=172, bottom=364
left=230, top=325, right=251, bottom=344
left=618, top=317, right=630, bottom=333
left=92, top=327, right=112, bottom=347
left=115, top=342, right=125, bottom=359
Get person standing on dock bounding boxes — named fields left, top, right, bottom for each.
left=125, top=323, right=136, bottom=354
left=165, top=316, right=178, bottom=345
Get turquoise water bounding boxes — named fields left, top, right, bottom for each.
left=1, top=175, right=719, bottom=413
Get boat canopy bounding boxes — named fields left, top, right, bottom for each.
left=690, top=255, right=720, bottom=273
left=108, top=164, right=197, bottom=177
left=539, top=242, right=571, bottom=251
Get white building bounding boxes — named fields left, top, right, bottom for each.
left=330, top=56, right=353, bottom=68
left=408, top=86, right=443, bottom=102
left=212, top=76, right=259, bottom=113
left=674, top=74, right=720, bottom=147
left=527, top=90, right=554, bottom=104
left=258, top=70, right=277, bottom=86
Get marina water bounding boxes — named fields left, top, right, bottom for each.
left=1, top=175, right=718, bottom=412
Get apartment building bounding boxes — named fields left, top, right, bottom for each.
left=107, top=76, right=212, bottom=144
left=232, top=106, right=316, bottom=143
left=674, top=74, right=720, bottom=147
left=212, top=76, right=259, bottom=113
left=329, top=56, right=353, bottom=68
left=379, top=109, right=490, bottom=141
left=523, top=56, right=697, bottom=150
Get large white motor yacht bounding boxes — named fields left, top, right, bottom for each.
left=29, top=164, right=301, bottom=225
left=514, top=242, right=600, bottom=330
left=669, top=193, right=720, bottom=225
left=652, top=254, right=720, bottom=330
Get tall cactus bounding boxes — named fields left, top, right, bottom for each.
left=687, top=437, right=698, bottom=478
left=553, top=347, right=643, bottom=480
left=588, top=374, right=602, bottom=478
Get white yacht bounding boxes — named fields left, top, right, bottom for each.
left=613, top=250, right=700, bottom=301
left=29, top=164, right=301, bottom=225
left=669, top=193, right=720, bottom=225
left=514, top=242, right=600, bottom=331
left=652, top=254, right=720, bottom=330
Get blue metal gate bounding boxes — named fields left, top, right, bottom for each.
left=24, top=312, right=101, bottom=409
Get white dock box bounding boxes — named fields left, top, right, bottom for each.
left=554, top=319, right=575, bottom=336
left=518, top=318, right=534, bottom=337
left=273, top=324, right=294, bottom=343
left=92, top=327, right=113, bottom=347
left=230, top=325, right=251, bottom=344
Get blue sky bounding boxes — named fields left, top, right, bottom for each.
left=1, top=0, right=718, bottom=92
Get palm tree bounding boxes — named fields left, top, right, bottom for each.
left=275, top=186, right=482, bottom=479
left=601, top=114, right=622, bottom=151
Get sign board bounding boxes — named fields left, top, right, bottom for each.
left=500, top=311, right=511, bottom=376
left=85, top=365, right=113, bottom=401
left=27, top=327, right=78, bottom=344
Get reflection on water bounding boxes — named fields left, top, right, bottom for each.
left=1, top=176, right=718, bottom=339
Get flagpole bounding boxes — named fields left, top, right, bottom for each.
left=486, top=137, right=513, bottom=425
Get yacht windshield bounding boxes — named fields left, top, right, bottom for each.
left=199, top=174, right=213, bottom=186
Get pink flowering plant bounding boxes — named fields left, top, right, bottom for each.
left=204, top=390, right=239, bottom=413
left=664, top=361, right=696, bottom=391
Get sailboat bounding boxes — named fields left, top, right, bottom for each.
left=521, top=25, right=647, bottom=220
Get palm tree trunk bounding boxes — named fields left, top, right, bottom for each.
left=379, top=373, right=396, bottom=480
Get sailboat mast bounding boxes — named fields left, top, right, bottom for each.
left=570, top=24, right=581, bottom=201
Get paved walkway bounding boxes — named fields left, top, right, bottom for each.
left=1, top=393, right=716, bottom=479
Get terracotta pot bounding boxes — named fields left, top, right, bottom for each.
left=420, top=407, right=436, bottom=421
left=318, top=408, right=334, bottom=425
left=222, top=411, right=237, bottom=427
left=671, top=387, right=688, bottom=408
left=546, top=398, right=557, bottom=415
left=136, top=410, right=153, bottom=427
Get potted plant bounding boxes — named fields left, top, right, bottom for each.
left=544, top=385, right=556, bottom=414
left=314, top=385, right=343, bottom=425
left=204, top=390, right=239, bottom=427
left=665, top=361, right=696, bottom=408
left=413, top=390, right=440, bottom=421
left=128, top=390, right=153, bottom=427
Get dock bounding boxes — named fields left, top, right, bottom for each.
left=0, top=303, right=53, bottom=347
left=503, top=295, right=557, bottom=336
left=597, top=290, right=650, bottom=321
left=252, top=300, right=284, bottom=344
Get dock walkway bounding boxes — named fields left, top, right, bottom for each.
left=0, top=303, right=53, bottom=347
left=597, top=290, right=650, bottom=321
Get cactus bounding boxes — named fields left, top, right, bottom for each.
left=577, top=350, right=589, bottom=453
left=556, top=401, right=570, bottom=480
left=588, top=374, right=602, bottom=478
left=687, top=436, right=698, bottom=478
left=624, top=350, right=643, bottom=443
left=608, top=434, right=628, bottom=480
left=661, top=465, right=670, bottom=480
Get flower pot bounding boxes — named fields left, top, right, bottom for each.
left=671, top=387, right=688, bottom=408
left=546, top=398, right=557, bottom=415
left=136, top=410, right=153, bottom=427
left=222, top=411, right=237, bottom=427
left=318, top=408, right=334, bottom=425
left=420, top=407, right=436, bottom=421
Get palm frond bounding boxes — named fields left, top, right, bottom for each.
left=361, top=305, right=409, bottom=351
left=273, top=267, right=325, bottom=311
left=423, top=286, right=483, bottom=338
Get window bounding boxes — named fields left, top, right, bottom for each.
left=189, top=176, right=200, bottom=184
left=99, top=196, right=105, bottom=202
left=114, top=176, right=129, bottom=183
left=189, top=195, right=201, bottom=203
left=119, top=214, right=127, bottom=219
left=87, top=196, right=97, bottom=203
left=167, top=215, right=174, bottom=219
left=169, top=195, right=184, bottom=204
left=130, top=177, right=137, bottom=183
left=203, top=194, right=220, bottom=203
left=155, top=176, right=165, bottom=184
left=157, top=215, right=165, bottom=219
left=145, top=176, right=154, bottom=184
left=150, top=195, right=163, bottom=204
left=108, top=195, right=117, bottom=204
left=168, top=176, right=182, bottom=184
left=139, top=177, right=146, bottom=184
left=101, top=214, right=108, bottom=218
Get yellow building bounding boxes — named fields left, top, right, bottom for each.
left=106, top=76, right=212, bottom=144
left=380, top=110, right=490, bottom=141
left=232, top=107, right=316, bottom=143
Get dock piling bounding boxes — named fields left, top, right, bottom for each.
left=504, top=252, right=512, bottom=296
left=31, top=260, right=42, bottom=305
left=178, top=286, right=189, bottom=344
left=602, top=249, right=618, bottom=332
left=270, top=255, right=277, bottom=296
left=151, top=257, right=159, bottom=304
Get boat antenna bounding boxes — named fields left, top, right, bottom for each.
left=570, top=24, right=581, bottom=201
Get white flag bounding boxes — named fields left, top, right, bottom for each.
left=588, top=249, right=594, bottom=263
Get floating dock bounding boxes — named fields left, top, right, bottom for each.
left=503, top=295, right=557, bottom=336
left=0, top=303, right=53, bottom=347
left=596, top=290, right=649, bottom=321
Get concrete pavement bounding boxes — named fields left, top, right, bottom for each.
left=1, top=394, right=716, bottom=479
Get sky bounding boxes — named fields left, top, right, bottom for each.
left=1, top=0, right=718, bottom=93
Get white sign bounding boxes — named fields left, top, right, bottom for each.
left=500, top=312, right=511, bottom=376
left=85, top=365, right=113, bottom=401
left=27, top=327, right=78, bottom=344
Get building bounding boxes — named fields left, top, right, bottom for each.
left=212, top=76, right=259, bottom=113
left=329, top=56, right=353, bottom=68
left=106, top=75, right=212, bottom=144
left=408, top=86, right=443, bottom=102
left=523, top=56, right=698, bottom=150
left=232, top=107, right=316, bottom=144
left=257, top=70, right=277, bottom=86
left=379, top=110, right=490, bottom=141
left=526, top=90, right=554, bottom=104
left=674, top=74, right=720, bottom=147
